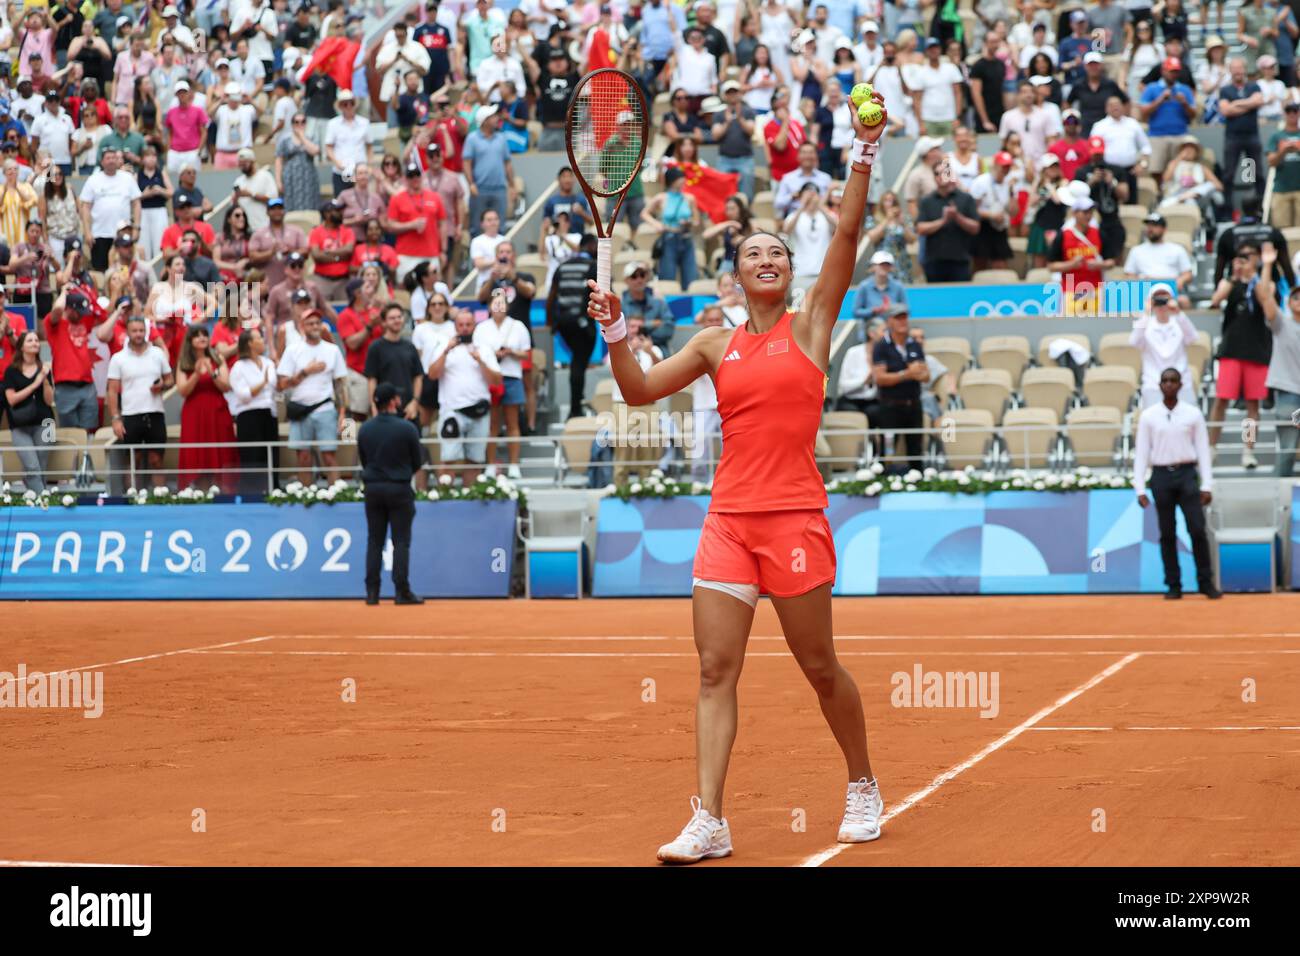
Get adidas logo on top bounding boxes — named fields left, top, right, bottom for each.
left=723, top=350, right=742, bottom=362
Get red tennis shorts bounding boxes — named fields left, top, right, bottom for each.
left=692, top=509, right=837, bottom=598
left=1216, top=358, right=1269, bottom=401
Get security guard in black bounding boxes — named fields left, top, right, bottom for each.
left=358, top=383, right=424, bottom=605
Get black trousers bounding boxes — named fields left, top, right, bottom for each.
left=235, top=408, right=278, bottom=496
left=90, top=237, right=114, bottom=272
left=923, top=259, right=972, bottom=283
left=1150, top=463, right=1214, bottom=592
left=876, top=399, right=923, bottom=473
left=1222, top=135, right=1264, bottom=209
left=365, top=482, right=416, bottom=594
left=556, top=321, right=597, bottom=418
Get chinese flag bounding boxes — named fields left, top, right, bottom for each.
left=298, top=37, right=361, bottom=90
left=673, top=162, right=740, bottom=223
left=585, top=28, right=618, bottom=75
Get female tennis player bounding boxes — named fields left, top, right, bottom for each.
left=588, top=93, right=889, bottom=864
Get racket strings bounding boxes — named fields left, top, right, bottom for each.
left=569, top=73, right=646, bottom=197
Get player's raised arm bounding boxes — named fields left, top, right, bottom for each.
left=803, top=91, right=888, bottom=334
left=586, top=279, right=712, bottom=405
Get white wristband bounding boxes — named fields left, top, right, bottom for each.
left=849, top=138, right=879, bottom=168
left=599, top=316, right=628, bottom=344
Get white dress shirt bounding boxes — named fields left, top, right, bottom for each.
left=837, top=343, right=877, bottom=402
left=1133, top=399, right=1213, bottom=499
left=472, top=316, right=531, bottom=379
left=228, top=356, right=277, bottom=417
left=1090, top=115, right=1152, bottom=168
left=1130, top=310, right=1198, bottom=404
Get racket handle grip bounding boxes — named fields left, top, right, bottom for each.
left=597, top=237, right=612, bottom=294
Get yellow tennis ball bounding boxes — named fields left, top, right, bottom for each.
left=849, top=83, right=875, bottom=108
left=858, top=101, right=884, bottom=127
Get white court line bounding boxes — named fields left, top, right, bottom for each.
left=188, top=648, right=1300, bottom=659
left=258, top=632, right=1300, bottom=642
left=0, top=636, right=275, bottom=687
left=1026, top=725, right=1300, bottom=732
left=0, top=860, right=146, bottom=868
left=798, top=652, right=1143, bottom=868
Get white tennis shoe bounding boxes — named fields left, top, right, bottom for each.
left=656, top=796, right=733, bottom=864
left=837, top=776, right=884, bottom=843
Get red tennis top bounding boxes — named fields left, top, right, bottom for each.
left=709, top=311, right=828, bottom=513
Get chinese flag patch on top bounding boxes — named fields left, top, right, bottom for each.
left=767, top=339, right=789, bottom=356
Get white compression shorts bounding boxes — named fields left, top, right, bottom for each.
left=692, top=577, right=760, bottom=608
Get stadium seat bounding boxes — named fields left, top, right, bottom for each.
left=1019, top=366, right=1078, bottom=418
left=1164, top=231, right=1193, bottom=255
left=751, top=216, right=778, bottom=234
left=1008, top=235, right=1028, bottom=277
left=958, top=368, right=1014, bottom=425
left=751, top=190, right=775, bottom=219
left=1161, top=204, right=1200, bottom=236
left=668, top=390, right=692, bottom=417
left=814, top=430, right=835, bottom=481
left=590, top=378, right=615, bottom=417
left=1136, top=176, right=1159, bottom=209
left=516, top=253, right=545, bottom=272
left=284, top=209, right=320, bottom=230
left=1024, top=267, right=1052, bottom=284
left=935, top=407, right=996, bottom=470
left=610, top=222, right=633, bottom=243
left=655, top=279, right=683, bottom=296
left=971, top=268, right=1021, bottom=284
left=0, top=430, right=18, bottom=480
left=977, top=335, right=1031, bottom=386
left=1066, top=405, right=1123, bottom=467
left=612, top=402, right=661, bottom=483
left=556, top=416, right=602, bottom=485
left=1037, top=332, right=1091, bottom=367
left=1001, top=407, right=1059, bottom=469
left=925, top=336, right=972, bottom=376
left=821, top=410, right=868, bottom=473
left=1097, top=332, right=1142, bottom=379
left=1120, top=204, right=1148, bottom=220
left=631, top=230, right=658, bottom=251
left=684, top=279, right=717, bottom=295
left=1083, top=365, right=1138, bottom=413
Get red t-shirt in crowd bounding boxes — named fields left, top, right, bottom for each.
left=350, top=242, right=399, bottom=276
left=43, top=313, right=97, bottom=384
left=308, top=224, right=354, bottom=279
left=764, top=117, right=806, bottom=182
left=435, top=116, right=465, bottom=172
left=161, top=220, right=217, bottom=253
left=102, top=316, right=163, bottom=356
left=209, top=320, right=241, bottom=367
left=387, top=189, right=446, bottom=260
left=335, top=305, right=383, bottom=375
left=1048, top=138, right=1093, bottom=181
left=0, top=311, right=29, bottom=376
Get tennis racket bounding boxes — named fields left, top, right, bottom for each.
left=565, top=68, right=650, bottom=294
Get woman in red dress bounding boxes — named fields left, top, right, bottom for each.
left=176, top=324, right=238, bottom=491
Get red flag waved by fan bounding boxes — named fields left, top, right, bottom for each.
left=298, top=36, right=361, bottom=90
left=663, top=159, right=739, bottom=224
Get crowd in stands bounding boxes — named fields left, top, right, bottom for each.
left=3, top=0, right=1300, bottom=495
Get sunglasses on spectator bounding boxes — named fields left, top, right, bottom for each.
left=629, top=270, right=647, bottom=279
left=288, top=261, right=304, bottom=269
left=292, top=118, right=306, bottom=125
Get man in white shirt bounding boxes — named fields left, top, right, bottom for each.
left=774, top=142, right=832, bottom=217
left=853, top=21, right=884, bottom=75
left=378, top=20, right=432, bottom=103
left=28, top=91, right=74, bottom=172
left=1090, top=94, right=1152, bottom=191
left=1134, top=366, right=1221, bottom=599
left=79, top=147, right=143, bottom=272
left=969, top=151, right=1017, bottom=270
left=912, top=36, right=964, bottom=136
left=807, top=4, right=848, bottom=64
left=276, top=309, right=349, bottom=484
left=212, top=82, right=257, bottom=167
left=325, top=89, right=372, bottom=198
left=998, top=80, right=1060, bottom=171
left=230, top=0, right=277, bottom=74
left=1015, top=22, right=1057, bottom=70
left=471, top=35, right=522, bottom=102
left=232, top=148, right=279, bottom=232
left=428, top=307, right=503, bottom=485
left=229, top=38, right=267, bottom=99
left=672, top=27, right=718, bottom=100
left=160, top=5, right=197, bottom=53
left=1123, top=213, right=1195, bottom=306
left=473, top=287, right=532, bottom=478
left=106, top=316, right=173, bottom=489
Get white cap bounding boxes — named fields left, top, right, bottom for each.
left=916, top=136, right=945, bottom=155
left=699, top=96, right=723, bottom=113
left=215, top=57, right=231, bottom=67
left=225, top=82, right=241, bottom=97
left=863, top=20, right=879, bottom=33
left=616, top=109, right=635, bottom=124
left=336, top=89, right=356, bottom=102
left=476, top=104, right=499, bottom=125
left=1072, top=196, right=1096, bottom=211
left=1083, top=51, right=1104, bottom=65
left=622, top=260, right=649, bottom=277
left=162, top=4, right=179, bottom=15
left=1028, top=75, right=1052, bottom=87
left=1039, top=152, right=1059, bottom=167
left=870, top=250, right=895, bottom=266
left=174, top=80, right=190, bottom=92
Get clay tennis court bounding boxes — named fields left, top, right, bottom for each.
left=2, top=595, right=1298, bottom=867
